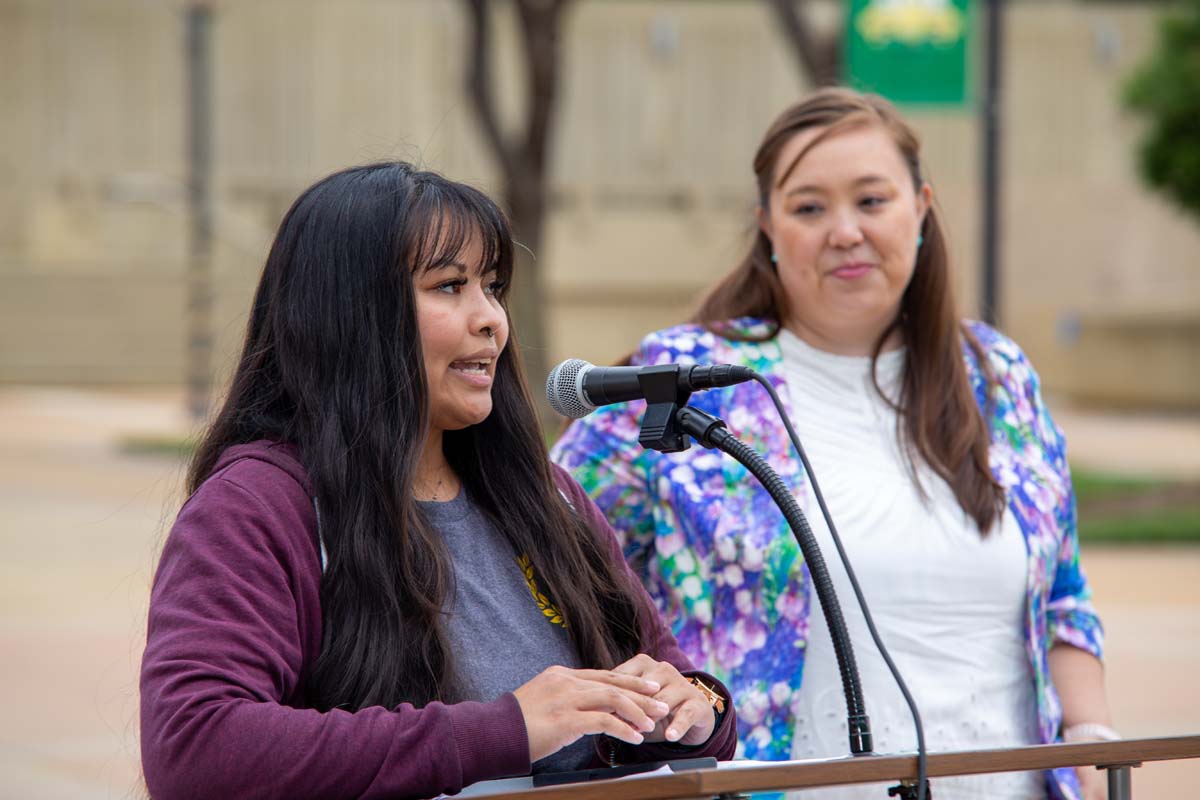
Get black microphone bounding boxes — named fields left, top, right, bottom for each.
left=546, top=358, right=753, bottom=419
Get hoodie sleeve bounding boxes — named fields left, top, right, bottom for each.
left=139, top=458, right=530, bottom=800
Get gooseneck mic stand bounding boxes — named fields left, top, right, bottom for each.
left=632, top=365, right=873, bottom=758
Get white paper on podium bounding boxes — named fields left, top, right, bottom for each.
left=713, top=755, right=867, bottom=769
left=449, top=776, right=534, bottom=798
left=606, top=754, right=863, bottom=779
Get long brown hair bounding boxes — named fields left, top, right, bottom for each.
left=694, top=88, right=1005, bottom=534
left=188, top=163, right=643, bottom=711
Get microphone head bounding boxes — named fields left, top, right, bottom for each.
left=546, top=358, right=596, bottom=419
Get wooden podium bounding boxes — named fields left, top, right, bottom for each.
left=466, top=735, right=1200, bottom=800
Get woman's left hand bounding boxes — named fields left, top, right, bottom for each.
left=612, top=654, right=718, bottom=745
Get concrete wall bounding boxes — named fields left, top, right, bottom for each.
left=1, top=0, right=1197, bottom=407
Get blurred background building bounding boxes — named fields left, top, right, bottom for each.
left=2, top=0, right=1197, bottom=410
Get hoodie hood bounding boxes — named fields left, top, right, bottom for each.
left=210, top=439, right=312, bottom=496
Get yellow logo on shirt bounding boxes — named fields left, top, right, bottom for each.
left=517, top=554, right=566, bottom=627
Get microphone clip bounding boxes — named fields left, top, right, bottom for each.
left=636, top=365, right=694, bottom=453
left=888, top=780, right=933, bottom=799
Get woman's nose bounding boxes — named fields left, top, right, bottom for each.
left=472, top=289, right=505, bottom=340
left=828, top=212, right=865, bottom=249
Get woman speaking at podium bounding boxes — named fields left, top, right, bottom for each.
left=139, top=162, right=735, bottom=799
left=552, top=89, right=1112, bottom=799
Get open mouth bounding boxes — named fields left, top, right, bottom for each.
left=449, top=359, right=492, bottom=376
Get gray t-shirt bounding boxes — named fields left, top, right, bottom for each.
left=418, top=490, right=595, bottom=775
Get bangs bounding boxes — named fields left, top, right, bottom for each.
left=774, top=111, right=877, bottom=190
left=402, top=178, right=514, bottom=296
left=772, top=106, right=923, bottom=193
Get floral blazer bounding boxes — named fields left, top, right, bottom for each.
left=550, top=318, right=1103, bottom=800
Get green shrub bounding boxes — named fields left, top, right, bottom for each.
left=1123, top=0, right=1200, bottom=219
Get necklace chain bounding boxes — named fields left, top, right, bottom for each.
left=418, top=474, right=450, bottom=502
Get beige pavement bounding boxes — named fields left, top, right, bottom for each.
left=1, top=386, right=1197, bottom=798
left=1051, top=400, right=1200, bottom=481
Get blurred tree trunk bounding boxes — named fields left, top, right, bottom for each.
left=462, top=0, right=570, bottom=426
left=460, top=0, right=838, bottom=427
left=765, top=0, right=842, bottom=86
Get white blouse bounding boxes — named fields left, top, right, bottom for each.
left=777, top=329, right=1043, bottom=800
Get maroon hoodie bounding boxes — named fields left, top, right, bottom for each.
left=140, top=441, right=736, bottom=799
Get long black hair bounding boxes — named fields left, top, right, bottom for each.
left=187, top=162, right=644, bottom=710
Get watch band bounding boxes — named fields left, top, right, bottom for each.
left=686, top=675, right=726, bottom=715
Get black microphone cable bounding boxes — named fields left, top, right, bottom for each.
left=748, top=371, right=929, bottom=800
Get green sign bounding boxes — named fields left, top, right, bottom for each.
left=845, top=0, right=972, bottom=106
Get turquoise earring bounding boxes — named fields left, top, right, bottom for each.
left=771, top=253, right=778, bottom=264
left=917, top=234, right=924, bottom=248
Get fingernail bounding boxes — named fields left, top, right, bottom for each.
left=667, top=728, right=679, bottom=741
left=645, top=680, right=661, bottom=692
left=642, top=719, right=656, bottom=732
left=655, top=700, right=669, bottom=712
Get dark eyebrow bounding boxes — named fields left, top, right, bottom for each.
left=784, top=175, right=893, bottom=197
left=423, top=261, right=468, bottom=274
left=423, top=260, right=502, bottom=280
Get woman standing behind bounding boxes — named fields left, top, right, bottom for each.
left=139, top=162, right=735, bottom=800
left=551, top=89, right=1111, bottom=799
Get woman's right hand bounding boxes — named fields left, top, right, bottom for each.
left=512, top=665, right=670, bottom=762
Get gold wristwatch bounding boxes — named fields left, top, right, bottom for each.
left=686, top=675, right=726, bottom=714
